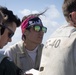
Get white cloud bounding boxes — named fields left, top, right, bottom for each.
left=47, top=5, right=60, bottom=19
left=20, top=9, right=39, bottom=16
left=19, top=5, right=60, bottom=19
left=19, top=5, right=61, bottom=29
left=20, top=9, right=31, bottom=16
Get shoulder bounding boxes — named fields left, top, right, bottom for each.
left=9, top=40, right=23, bottom=49
left=5, top=40, right=23, bottom=52
left=51, top=25, right=76, bottom=37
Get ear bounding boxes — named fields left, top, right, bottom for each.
left=70, top=12, right=76, bottom=24
left=24, top=30, right=30, bottom=36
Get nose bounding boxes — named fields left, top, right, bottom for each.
left=39, top=30, right=44, bottom=35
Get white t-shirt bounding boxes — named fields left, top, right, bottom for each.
left=26, top=46, right=38, bottom=64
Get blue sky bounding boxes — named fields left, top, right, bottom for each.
left=0, top=0, right=67, bottom=50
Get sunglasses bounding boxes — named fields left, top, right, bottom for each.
left=0, top=24, right=14, bottom=38
left=30, top=25, right=47, bottom=33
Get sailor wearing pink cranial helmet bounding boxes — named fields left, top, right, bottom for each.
left=21, top=15, right=44, bottom=34
left=4, top=10, right=47, bottom=74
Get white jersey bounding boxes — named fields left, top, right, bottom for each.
left=39, top=25, right=76, bottom=75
